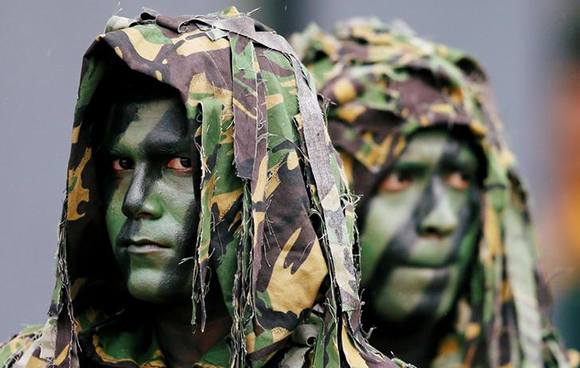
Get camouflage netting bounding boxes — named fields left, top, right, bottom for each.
left=291, top=17, right=575, bottom=368
left=0, top=8, right=399, bottom=368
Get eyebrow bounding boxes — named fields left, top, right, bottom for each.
left=391, top=161, right=430, bottom=172
left=105, top=127, right=191, bottom=158
left=440, top=143, right=479, bottom=172
left=440, top=159, right=477, bottom=173
left=143, top=131, right=190, bottom=155
left=105, top=144, right=127, bottom=157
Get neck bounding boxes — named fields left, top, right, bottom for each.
left=151, top=299, right=232, bottom=368
left=363, top=304, right=453, bottom=368
left=370, top=323, right=439, bottom=367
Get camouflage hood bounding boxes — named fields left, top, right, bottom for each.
left=0, top=8, right=397, bottom=368
left=292, top=18, right=571, bottom=368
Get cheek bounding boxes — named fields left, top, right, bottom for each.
left=360, top=192, right=417, bottom=285
left=451, top=190, right=480, bottom=260
left=455, top=217, right=480, bottom=270
left=158, top=175, right=196, bottom=235
left=104, top=180, right=129, bottom=243
left=431, top=265, right=466, bottom=321
left=375, top=267, right=445, bottom=321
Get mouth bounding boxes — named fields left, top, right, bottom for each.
left=402, top=237, right=456, bottom=269
left=402, top=254, right=453, bottom=270
left=399, top=263, right=452, bottom=273
left=123, top=239, right=170, bottom=254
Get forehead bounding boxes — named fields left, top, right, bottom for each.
left=104, top=97, right=189, bottom=149
left=398, top=128, right=480, bottom=168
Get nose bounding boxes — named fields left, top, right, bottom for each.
left=418, top=179, right=458, bottom=238
left=122, top=165, right=162, bottom=219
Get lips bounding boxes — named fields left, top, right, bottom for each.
left=401, top=237, right=456, bottom=269
left=122, top=239, right=170, bottom=254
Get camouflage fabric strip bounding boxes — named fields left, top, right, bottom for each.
left=0, top=327, right=42, bottom=368
left=189, top=15, right=390, bottom=367
left=290, top=58, right=360, bottom=311
left=229, top=34, right=269, bottom=318
left=504, top=200, right=545, bottom=367
left=312, top=307, right=340, bottom=366
left=196, top=99, right=224, bottom=330
left=12, top=339, right=43, bottom=368
left=187, top=9, right=362, bottom=314
left=230, top=34, right=260, bottom=180
left=177, top=16, right=296, bottom=55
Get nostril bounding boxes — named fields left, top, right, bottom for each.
left=135, top=212, right=153, bottom=219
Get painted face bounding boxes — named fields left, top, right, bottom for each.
left=359, top=129, right=482, bottom=325
left=101, top=97, right=196, bottom=304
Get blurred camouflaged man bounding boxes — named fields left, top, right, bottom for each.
left=292, top=18, right=576, bottom=368
left=0, top=8, right=401, bottom=368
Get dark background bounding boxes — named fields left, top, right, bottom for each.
left=2, top=0, right=579, bottom=350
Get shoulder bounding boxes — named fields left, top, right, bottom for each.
left=0, top=325, right=43, bottom=368
left=568, top=349, right=580, bottom=368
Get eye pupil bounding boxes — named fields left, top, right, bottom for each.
left=395, top=172, right=409, bottom=182
left=180, top=158, right=192, bottom=168
left=119, top=159, right=132, bottom=169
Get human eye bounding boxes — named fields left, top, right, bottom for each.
left=112, top=157, right=134, bottom=172
left=167, top=157, right=193, bottom=173
left=446, top=171, right=471, bottom=191
left=379, top=170, right=412, bottom=192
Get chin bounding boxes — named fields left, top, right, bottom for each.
left=372, top=296, right=447, bottom=330
left=126, top=268, right=191, bottom=304
left=371, top=267, right=457, bottom=326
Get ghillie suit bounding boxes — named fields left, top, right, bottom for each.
left=291, top=18, right=574, bottom=368
left=0, top=8, right=399, bottom=368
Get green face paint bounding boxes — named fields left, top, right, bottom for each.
left=360, top=129, right=482, bottom=326
left=102, top=97, right=196, bottom=304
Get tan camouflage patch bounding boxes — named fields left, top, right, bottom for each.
left=268, top=234, right=327, bottom=315
left=66, top=148, right=91, bottom=221
left=122, top=27, right=164, bottom=61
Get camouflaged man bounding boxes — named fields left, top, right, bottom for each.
left=292, top=18, right=575, bottom=368
left=0, top=8, right=401, bottom=368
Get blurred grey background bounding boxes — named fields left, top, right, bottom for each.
left=2, top=0, right=579, bottom=349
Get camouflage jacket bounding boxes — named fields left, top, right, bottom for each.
left=291, top=18, right=575, bottom=368
left=0, top=8, right=398, bottom=368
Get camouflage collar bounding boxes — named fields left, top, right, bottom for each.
left=78, top=311, right=230, bottom=368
